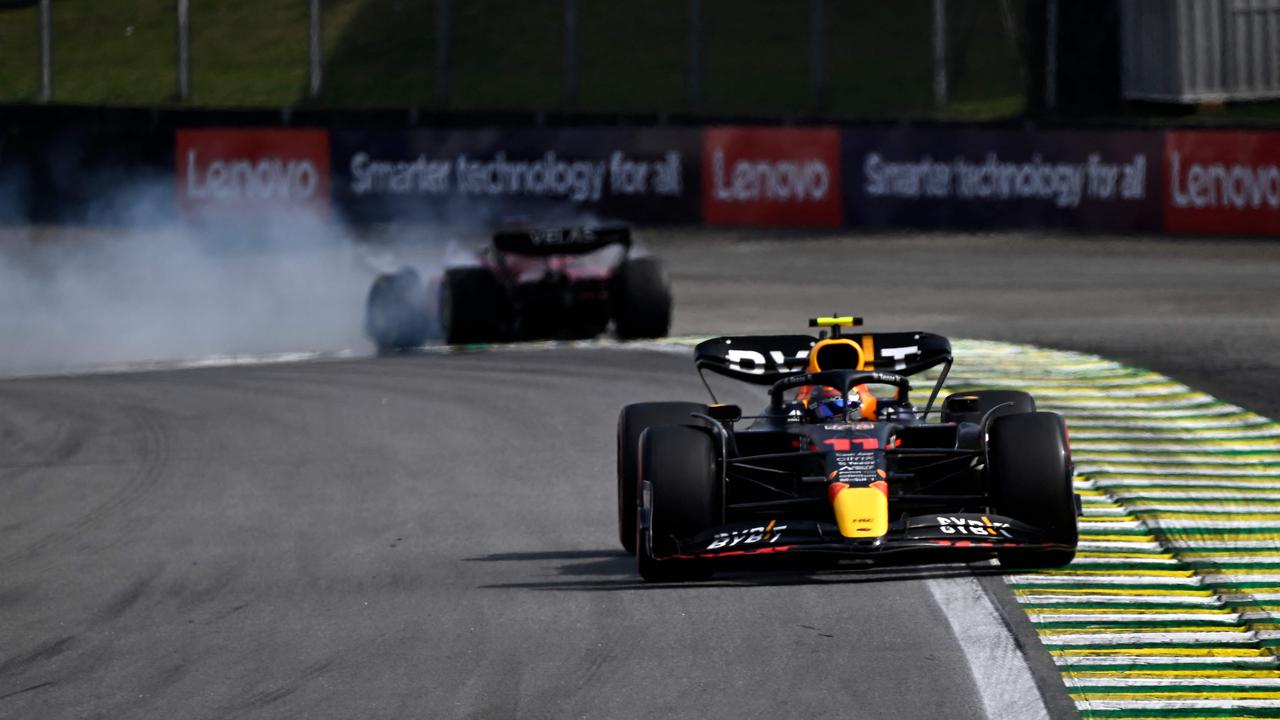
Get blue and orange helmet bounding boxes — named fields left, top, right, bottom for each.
left=803, top=386, right=861, bottom=422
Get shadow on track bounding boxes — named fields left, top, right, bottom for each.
left=466, top=550, right=1011, bottom=591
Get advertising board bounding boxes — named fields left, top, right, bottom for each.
left=1165, top=130, right=1280, bottom=236
left=702, top=127, right=843, bottom=227
left=176, top=129, right=331, bottom=217
left=842, top=128, right=1163, bottom=232
left=330, top=128, right=700, bottom=224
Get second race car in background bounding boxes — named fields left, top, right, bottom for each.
left=365, top=225, right=672, bottom=351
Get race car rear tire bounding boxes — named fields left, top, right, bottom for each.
left=365, top=268, right=431, bottom=353
left=987, top=411, right=1078, bottom=569
left=440, top=267, right=503, bottom=345
left=613, top=256, right=672, bottom=340
left=942, top=389, right=1036, bottom=426
left=617, top=402, right=707, bottom=554
left=637, top=424, right=719, bottom=582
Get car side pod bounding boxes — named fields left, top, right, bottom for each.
left=829, top=481, right=889, bottom=538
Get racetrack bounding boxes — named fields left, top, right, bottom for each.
left=2, top=230, right=1279, bottom=719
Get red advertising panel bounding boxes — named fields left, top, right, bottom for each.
left=703, top=127, right=842, bottom=227
left=1165, top=130, right=1280, bottom=235
left=176, top=129, right=331, bottom=216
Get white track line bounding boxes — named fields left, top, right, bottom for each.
left=925, top=575, right=1051, bottom=720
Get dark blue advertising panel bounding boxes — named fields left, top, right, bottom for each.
left=0, top=129, right=174, bottom=224
left=331, top=128, right=701, bottom=224
left=842, top=128, right=1164, bottom=232
left=0, top=132, right=31, bottom=223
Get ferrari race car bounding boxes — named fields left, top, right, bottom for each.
left=617, top=316, right=1080, bottom=582
left=365, top=225, right=671, bottom=351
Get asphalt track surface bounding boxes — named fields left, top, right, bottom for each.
left=2, top=230, right=1279, bottom=719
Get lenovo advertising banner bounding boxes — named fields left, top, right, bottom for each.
left=842, top=128, right=1163, bottom=232
left=702, top=127, right=842, bottom=227
left=1165, top=130, right=1280, bottom=236
left=330, top=128, right=700, bottom=224
left=176, top=129, right=331, bottom=217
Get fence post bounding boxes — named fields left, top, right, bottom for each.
left=177, top=0, right=190, bottom=101
left=38, top=0, right=51, bottom=102
left=688, top=0, right=702, bottom=107
left=309, top=0, right=322, bottom=99
left=810, top=0, right=825, bottom=111
left=932, top=0, right=947, bottom=110
left=436, top=0, right=450, bottom=105
left=562, top=0, right=577, bottom=105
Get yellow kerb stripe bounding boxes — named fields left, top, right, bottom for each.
left=1014, top=588, right=1213, bottom=597
left=1034, top=608, right=1229, bottom=615
left=1037, top=627, right=1247, bottom=635
left=1070, top=691, right=1280, bottom=700
left=1067, top=671, right=1280, bottom=678
left=1033, top=569, right=1193, bottom=577
left=1052, top=648, right=1269, bottom=657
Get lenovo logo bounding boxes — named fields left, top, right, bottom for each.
left=703, top=127, right=842, bottom=227
left=1169, top=150, right=1280, bottom=210
left=177, top=129, right=331, bottom=216
left=185, top=149, right=321, bottom=202
left=1164, top=131, right=1280, bottom=235
left=711, top=149, right=831, bottom=203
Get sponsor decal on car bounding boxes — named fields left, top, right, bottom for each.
left=703, top=127, right=843, bottom=227
left=706, top=520, right=788, bottom=550
left=823, top=438, right=880, bottom=451
left=724, top=347, right=810, bottom=375
left=824, top=422, right=876, bottom=431
left=936, top=515, right=1011, bottom=538
left=176, top=129, right=331, bottom=216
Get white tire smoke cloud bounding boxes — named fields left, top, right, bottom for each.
left=0, top=207, right=412, bottom=377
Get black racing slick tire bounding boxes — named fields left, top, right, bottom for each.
left=613, top=256, right=672, bottom=340
left=987, top=411, right=1078, bottom=569
left=617, top=402, right=707, bottom=554
left=365, top=268, right=431, bottom=353
left=636, top=425, right=719, bottom=583
left=942, top=389, right=1036, bottom=426
left=439, top=267, right=503, bottom=345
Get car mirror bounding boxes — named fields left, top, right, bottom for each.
left=706, top=404, right=742, bottom=423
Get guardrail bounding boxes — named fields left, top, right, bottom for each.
left=2, top=120, right=1278, bottom=236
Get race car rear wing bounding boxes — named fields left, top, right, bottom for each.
left=694, top=332, right=952, bottom=386
left=492, top=225, right=631, bottom=256
left=694, top=335, right=816, bottom=386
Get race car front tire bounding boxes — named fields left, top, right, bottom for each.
left=613, top=256, right=672, bottom=340
left=365, top=268, right=431, bottom=353
left=987, top=411, right=1078, bottom=569
left=636, top=424, right=719, bottom=582
left=440, top=267, right=503, bottom=345
left=617, top=402, right=707, bottom=554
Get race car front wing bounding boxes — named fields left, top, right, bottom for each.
left=660, top=513, right=1072, bottom=561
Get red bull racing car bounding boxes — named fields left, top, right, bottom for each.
left=366, top=225, right=671, bottom=350
left=617, top=316, right=1080, bottom=582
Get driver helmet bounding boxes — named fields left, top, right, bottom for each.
left=807, top=387, right=861, bottom=422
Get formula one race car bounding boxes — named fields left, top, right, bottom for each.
left=617, top=316, right=1080, bottom=582
left=365, top=225, right=671, bottom=350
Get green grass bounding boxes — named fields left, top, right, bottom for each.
left=189, top=0, right=309, bottom=107
left=0, top=4, right=39, bottom=99
left=577, top=0, right=688, bottom=113
left=0, top=0, right=1029, bottom=119
left=319, top=0, right=436, bottom=107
